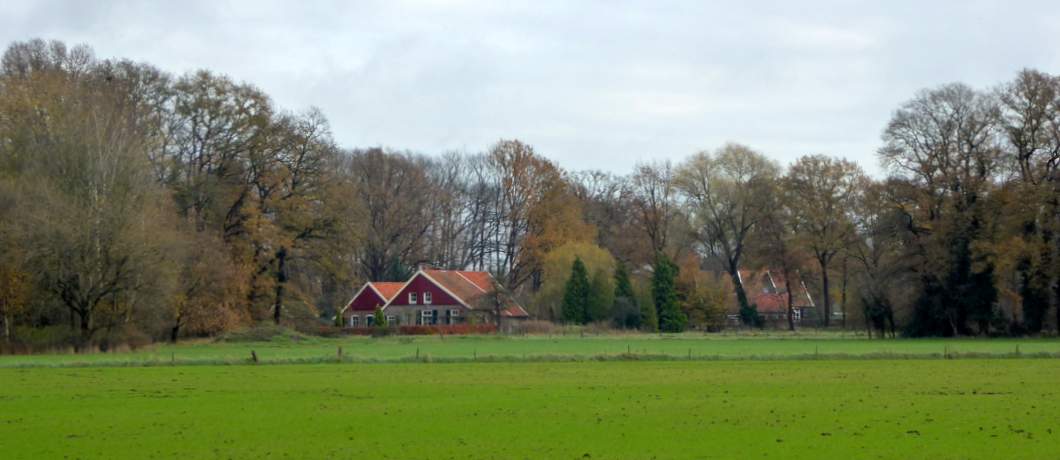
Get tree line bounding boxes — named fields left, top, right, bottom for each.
left=0, top=39, right=1057, bottom=350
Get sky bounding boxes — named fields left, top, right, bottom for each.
left=3, top=1, right=1060, bottom=176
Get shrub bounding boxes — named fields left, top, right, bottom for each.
left=2, top=325, right=79, bottom=354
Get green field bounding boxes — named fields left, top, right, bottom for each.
left=4, top=333, right=1060, bottom=367
left=2, top=359, right=1059, bottom=459
left=3, top=335, right=1060, bottom=459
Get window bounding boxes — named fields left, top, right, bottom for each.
left=409, top=292, right=418, bottom=304
left=424, top=291, right=432, bottom=304
left=366, top=314, right=375, bottom=327
left=386, top=315, right=397, bottom=325
left=421, top=310, right=432, bottom=325
left=448, top=309, right=461, bottom=325
left=349, top=315, right=360, bottom=328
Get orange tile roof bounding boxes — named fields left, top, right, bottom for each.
left=753, top=292, right=790, bottom=314
left=423, top=269, right=485, bottom=304
left=370, top=282, right=405, bottom=301
left=455, top=271, right=493, bottom=292
left=421, top=269, right=527, bottom=315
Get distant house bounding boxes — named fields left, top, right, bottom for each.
left=341, top=281, right=404, bottom=327
left=341, top=267, right=529, bottom=329
left=727, top=269, right=816, bottom=326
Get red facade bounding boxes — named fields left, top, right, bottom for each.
left=387, top=273, right=462, bottom=307
left=347, top=287, right=387, bottom=312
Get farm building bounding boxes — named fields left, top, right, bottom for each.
left=340, top=281, right=404, bottom=327
left=341, top=267, right=529, bottom=329
left=727, top=269, right=816, bottom=326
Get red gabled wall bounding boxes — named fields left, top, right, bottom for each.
left=387, top=273, right=461, bottom=307
left=347, top=286, right=386, bottom=312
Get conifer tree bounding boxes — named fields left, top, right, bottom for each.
left=652, top=252, right=686, bottom=332
left=587, top=269, right=612, bottom=322
left=562, top=257, right=590, bottom=324
left=612, top=264, right=641, bottom=328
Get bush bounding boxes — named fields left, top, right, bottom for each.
left=98, top=325, right=152, bottom=352
left=2, top=325, right=80, bottom=354
left=739, top=303, right=764, bottom=328
left=509, top=320, right=564, bottom=335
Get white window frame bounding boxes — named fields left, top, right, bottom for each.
left=386, top=315, right=397, bottom=325
left=409, top=292, right=418, bottom=305
left=421, top=309, right=432, bottom=325
left=350, top=315, right=359, bottom=328
left=424, top=291, right=432, bottom=304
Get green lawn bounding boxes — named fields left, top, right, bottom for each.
left=2, top=359, right=1058, bottom=459
left=4, top=333, right=1060, bottom=367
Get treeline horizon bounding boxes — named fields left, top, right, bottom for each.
left=0, top=38, right=1058, bottom=351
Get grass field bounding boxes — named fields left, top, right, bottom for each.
left=4, top=332, right=1060, bottom=367
left=2, top=359, right=1059, bottom=459
left=3, top=334, right=1060, bottom=459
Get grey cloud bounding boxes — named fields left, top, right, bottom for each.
left=3, top=0, right=1060, bottom=175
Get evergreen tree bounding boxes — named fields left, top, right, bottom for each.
left=614, top=264, right=636, bottom=300
left=739, top=303, right=764, bottom=328
left=652, top=252, right=686, bottom=332
left=612, top=264, right=641, bottom=328
left=587, top=269, right=613, bottom=322
left=562, top=257, right=590, bottom=324
left=373, top=307, right=387, bottom=328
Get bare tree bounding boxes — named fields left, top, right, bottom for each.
left=346, top=148, right=433, bottom=281
left=628, top=162, right=676, bottom=257
left=786, top=155, right=865, bottom=327
left=676, top=143, right=780, bottom=319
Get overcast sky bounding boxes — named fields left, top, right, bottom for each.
left=3, top=1, right=1060, bottom=175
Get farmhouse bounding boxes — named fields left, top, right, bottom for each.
left=728, top=269, right=816, bottom=326
left=341, top=268, right=529, bottom=328
left=341, top=281, right=404, bottom=327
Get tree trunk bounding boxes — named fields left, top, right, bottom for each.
left=864, top=306, right=872, bottom=339
left=77, top=308, right=92, bottom=352
left=170, top=319, right=181, bottom=343
left=819, top=258, right=831, bottom=328
left=273, top=246, right=288, bottom=325
left=783, top=271, right=795, bottom=332
left=840, top=258, right=848, bottom=329
left=2, top=313, right=9, bottom=343
left=729, top=269, right=750, bottom=315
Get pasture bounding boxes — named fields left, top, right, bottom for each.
left=2, top=360, right=1059, bottom=459
left=3, top=334, right=1060, bottom=459
left=4, top=332, right=1060, bottom=367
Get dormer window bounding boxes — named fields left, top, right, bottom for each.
left=409, top=292, right=418, bottom=304
left=424, top=291, right=432, bottom=304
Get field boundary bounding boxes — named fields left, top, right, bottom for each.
left=4, top=350, right=1060, bottom=369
